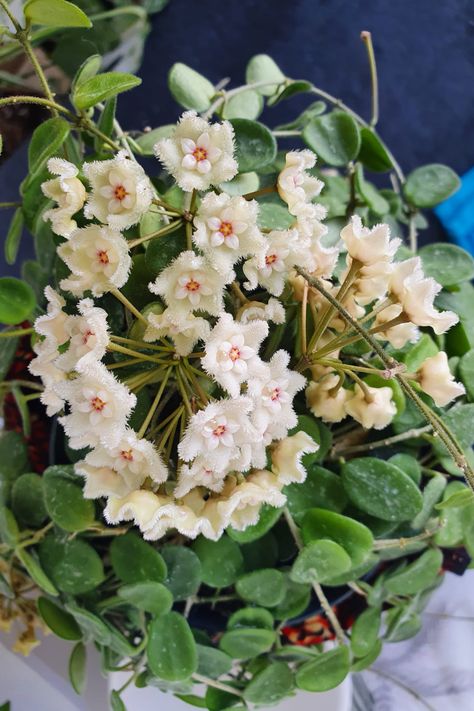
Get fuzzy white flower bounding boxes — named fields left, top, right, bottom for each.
left=306, top=373, right=350, bottom=423
left=202, top=313, right=269, bottom=397
left=178, top=397, right=258, bottom=472
left=271, top=431, right=319, bottom=486
left=277, top=150, right=324, bottom=214
left=33, top=286, right=68, bottom=347
left=238, top=297, right=286, bottom=325
left=56, top=299, right=109, bottom=372
left=57, top=362, right=136, bottom=450
left=83, top=152, right=153, bottom=230
left=174, top=458, right=231, bottom=497
left=243, top=229, right=307, bottom=296
left=42, top=158, right=87, bottom=238
left=389, top=257, right=458, bottom=335
left=417, top=351, right=465, bottom=407
left=149, top=251, right=233, bottom=316
left=58, top=225, right=131, bottom=297
left=143, top=308, right=210, bottom=356
left=29, top=341, right=67, bottom=416
left=248, top=350, right=306, bottom=444
left=213, top=470, right=286, bottom=532
left=76, top=429, right=167, bottom=499
left=345, top=383, right=396, bottom=430
left=154, top=111, right=237, bottom=192
left=341, top=215, right=400, bottom=266
left=374, top=303, right=419, bottom=348
left=193, top=192, right=264, bottom=272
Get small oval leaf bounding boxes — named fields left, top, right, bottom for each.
left=147, top=612, right=198, bottom=681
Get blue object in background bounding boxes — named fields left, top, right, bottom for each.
left=435, top=168, right=474, bottom=256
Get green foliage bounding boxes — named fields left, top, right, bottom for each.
left=192, top=535, right=244, bottom=588
left=230, top=119, right=277, bottom=172
left=42, top=465, right=95, bottom=532
left=28, top=118, right=71, bottom=183
left=37, top=597, right=82, bottom=640
left=295, top=646, right=350, bottom=692
left=404, top=164, right=460, bottom=207
left=110, top=532, right=167, bottom=583
left=227, top=505, right=283, bottom=543
left=357, top=128, right=393, bottom=172
left=69, top=643, right=87, bottom=695
left=24, top=0, right=92, bottom=28
left=118, top=581, right=173, bottom=615
left=227, top=607, right=274, bottom=631
left=161, top=545, right=202, bottom=600
left=0, top=431, right=29, bottom=505
left=245, top=54, right=286, bottom=96
left=235, top=569, right=286, bottom=607
left=0, top=277, right=36, bottom=325
left=219, top=628, right=275, bottom=659
left=73, top=72, right=142, bottom=110
left=350, top=606, right=381, bottom=657
left=243, top=662, right=294, bottom=704
left=385, top=548, right=443, bottom=595
left=147, top=612, right=198, bottom=681
left=303, top=111, right=360, bottom=166
left=291, top=539, right=352, bottom=584
left=5, top=208, right=24, bottom=265
left=419, top=243, right=474, bottom=287
left=284, top=465, right=348, bottom=521
left=168, top=63, right=216, bottom=111
left=302, top=508, right=374, bottom=567
left=39, top=533, right=105, bottom=594
left=196, top=645, right=233, bottom=679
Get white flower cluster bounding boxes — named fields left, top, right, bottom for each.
left=31, top=111, right=464, bottom=541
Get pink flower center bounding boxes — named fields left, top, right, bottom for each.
left=270, top=387, right=282, bottom=402
left=114, top=185, right=128, bottom=201
left=185, top=278, right=201, bottom=292
left=120, top=449, right=134, bottom=462
left=229, top=345, right=241, bottom=362
left=212, top=424, right=227, bottom=437
left=82, top=329, right=94, bottom=345
left=91, top=396, right=106, bottom=412
left=219, top=221, right=233, bottom=237
left=192, top=146, right=208, bottom=162
left=97, top=249, right=109, bottom=265
left=265, top=253, right=278, bottom=266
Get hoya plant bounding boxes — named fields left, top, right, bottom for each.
left=1, top=9, right=474, bottom=709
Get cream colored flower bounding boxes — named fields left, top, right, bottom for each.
left=83, top=152, right=153, bottom=230
left=271, top=431, right=319, bottom=486
left=238, top=297, right=286, bottom=325
left=374, top=303, right=419, bottom=348
left=214, top=470, right=286, bottom=532
left=76, top=429, right=167, bottom=498
left=277, top=149, right=324, bottom=215
left=58, top=225, right=131, bottom=297
left=29, top=341, right=67, bottom=416
left=154, top=111, right=237, bottom=191
left=174, top=458, right=231, bottom=497
left=202, top=313, right=269, bottom=397
left=193, top=191, right=264, bottom=272
left=306, top=373, right=350, bottom=423
left=42, top=158, right=86, bottom=238
left=345, top=260, right=393, bottom=305
left=389, top=257, right=458, bottom=335
left=341, top=215, right=400, bottom=266
left=418, top=351, right=465, bottom=407
left=57, top=362, right=136, bottom=450
left=345, top=383, right=396, bottom=430
left=56, top=298, right=109, bottom=372
left=243, top=229, right=307, bottom=296
left=33, top=286, right=68, bottom=347
left=149, top=251, right=233, bottom=317
left=143, top=308, right=210, bottom=356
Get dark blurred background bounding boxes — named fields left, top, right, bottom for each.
left=2, top=0, right=473, bottom=275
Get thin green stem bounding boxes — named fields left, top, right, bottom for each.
left=16, top=30, right=57, bottom=115
left=0, top=94, right=74, bottom=117
left=331, top=424, right=432, bottom=458
left=175, top=365, right=194, bottom=416
left=192, top=674, right=243, bottom=698
left=0, top=0, right=21, bottom=31
left=0, top=200, right=21, bottom=208
left=128, top=219, right=183, bottom=249
left=137, top=367, right=173, bottom=438
left=361, top=30, right=379, bottom=126
left=110, top=335, right=173, bottom=352
left=107, top=342, right=166, bottom=365
left=0, top=327, right=33, bottom=338
left=111, top=289, right=148, bottom=325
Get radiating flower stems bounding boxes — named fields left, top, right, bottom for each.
left=175, top=365, right=193, bottom=416
left=360, top=31, right=379, bottom=127
left=128, top=219, right=183, bottom=249
left=283, top=508, right=346, bottom=646
left=107, top=341, right=167, bottom=365
left=300, top=280, right=309, bottom=355
left=110, top=335, right=173, bottom=352
left=137, top=367, right=173, bottom=438
left=111, top=289, right=148, bottom=325
left=296, top=267, right=474, bottom=491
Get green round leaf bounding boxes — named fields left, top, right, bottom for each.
left=243, top=661, right=294, bottom=704
left=220, top=171, right=259, bottom=196
left=0, top=431, right=29, bottom=506
left=110, top=532, right=167, bottom=583
left=400, top=333, right=439, bottom=373
left=192, top=535, right=243, bottom=588
left=385, top=548, right=443, bottom=595
left=24, top=0, right=91, bottom=28
left=0, top=277, right=36, bottom=325
left=118, top=581, right=173, bottom=615
left=222, top=90, right=263, bottom=120
left=295, top=646, right=350, bottom=692
left=37, top=597, right=82, bottom=641
left=240, top=531, right=278, bottom=572
left=385, top=606, right=422, bottom=642
left=460, top=349, right=474, bottom=400
left=196, top=644, right=233, bottom=679
left=39, top=534, right=105, bottom=594
left=272, top=577, right=311, bottom=621
left=43, top=466, right=95, bottom=532
left=161, top=545, right=202, bottom=600
left=236, top=569, right=286, bottom=607
left=433, top=403, right=474, bottom=457
left=290, top=539, right=351, bottom=584
left=342, top=457, right=423, bottom=521
left=28, top=118, right=71, bottom=183
left=357, top=128, right=393, bottom=172
left=351, top=638, right=383, bottom=672
left=268, top=80, right=313, bottom=106
left=228, top=505, right=282, bottom=543
left=147, top=611, right=198, bottom=681
left=230, top=119, right=277, bottom=173
left=73, top=72, right=141, bottom=111
left=135, top=125, right=175, bottom=155
left=168, top=63, right=215, bottom=111
left=69, top=642, right=87, bottom=695
left=355, top=165, right=390, bottom=216
left=110, top=690, right=126, bottom=711
left=65, top=602, right=111, bottom=645
left=419, top=243, right=474, bottom=287
left=302, top=111, right=361, bottom=166
left=0, top=506, right=19, bottom=547
left=404, top=164, right=460, bottom=208
left=323, top=553, right=378, bottom=587
left=11, top=473, right=47, bottom=527
left=219, top=628, right=275, bottom=660
left=301, top=508, right=373, bottom=567
left=388, top=453, right=421, bottom=485
left=256, top=202, right=294, bottom=231
left=412, top=474, right=447, bottom=530
left=285, top=464, right=348, bottom=521
left=228, top=607, right=274, bottom=631
left=16, top=548, right=58, bottom=596
left=350, top=605, right=381, bottom=658
left=245, top=54, right=286, bottom=96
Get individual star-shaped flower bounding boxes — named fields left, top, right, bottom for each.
left=41, top=158, right=87, bottom=238
left=56, top=298, right=109, bottom=372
